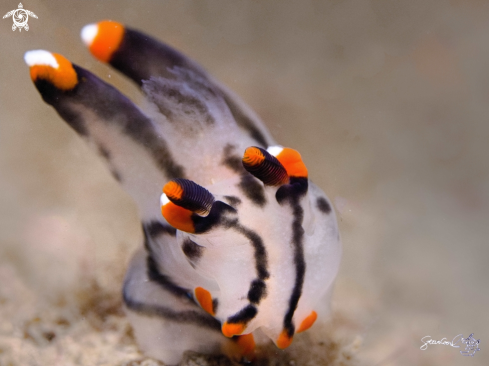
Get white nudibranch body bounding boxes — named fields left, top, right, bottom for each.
left=25, top=20, right=342, bottom=364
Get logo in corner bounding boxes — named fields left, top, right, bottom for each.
left=3, top=3, right=37, bottom=32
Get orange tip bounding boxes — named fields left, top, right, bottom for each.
left=269, top=146, right=308, bottom=178
left=236, top=333, right=256, bottom=356
left=160, top=194, right=195, bottom=233
left=163, top=180, right=184, bottom=201
left=297, top=310, right=317, bottom=333
left=222, top=322, right=245, bottom=338
left=24, top=50, right=78, bottom=91
left=81, top=20, right=124, bottom=62
left=194, top=287, right=215, bottom=316
left=276, top=329, right=293, bottom=349
left=243, top=147, right=265, bottom=167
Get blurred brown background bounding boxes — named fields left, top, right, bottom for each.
left=1, top=1, right=488, bottom=365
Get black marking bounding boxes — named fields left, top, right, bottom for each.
left=213, top=220, right=270, bottom=326
left=223, top=195, right=241, bottom=207
left=238, top=175, right=266, bottom=207
left=276, top=177, right=308, bottom=204
left=222, top=94, right=269, bottom=148
left=123, top=281, right=221, bottom=331
left=143, top=78, right=214, bottom=125
left=144, top=220, right=176, bottom=238
left=182, top=237, right=204, bottom=261
left=192, top=201, right=237, bottom=234
left=276, top=178, right=309, bottom=337
left=33, top=65, right=186, bottom=180
left=111, top=26, right=270, bottom=147
left=226, top=304, right=257, bottom=325
left=146, top=254, right=192, bottom=299
left=316, top=197, right=332, bottom=214
left=230, top=223, right=270, bottom=282
left=97, top=144, right=111, bottom=160
left=34, top=79, right=88, bottom=136
left=247, top=279, right=267, bottom=304
left=96, top=144, right=123, bottom=182
left=222, top=144, right=245, bottom=173
left=142, top=223, right=191, bottom=299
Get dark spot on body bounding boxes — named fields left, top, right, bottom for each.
left=182, top=238, right=204, bottom=261
left=238, top=175, right=266, bottom=207
left=224, top=156, right=243, bottom=173
left=316, top=197, right=331, bottom=214
left=224, top=195, right=241, bottom=207
left=222, top=144, right=245, bottom=173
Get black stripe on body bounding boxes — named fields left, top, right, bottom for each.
left=222, top=94, right=270, bottom=148
left=143, top=222, right=192, bottom=300
left=237, top=175, right=266, bottom=207
left=276, top=177, right=309, bottom=337
left=34, top=66, right=185, bottom=180
left=226, top=304, right=258, bottom=325
left=221, top=220, right=269, bottom=325
left=247, top=279, right=267, bottom=304
left=96, top=144, right=122, bottom=182
left=230, top=222, right=270, bottom=283
left=123, top=281, right=221, bottom=331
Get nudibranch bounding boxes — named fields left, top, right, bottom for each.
left=24, top=21, right=341, bottom=364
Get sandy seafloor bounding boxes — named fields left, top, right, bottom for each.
left=1, top=1, right=488, bottom=365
